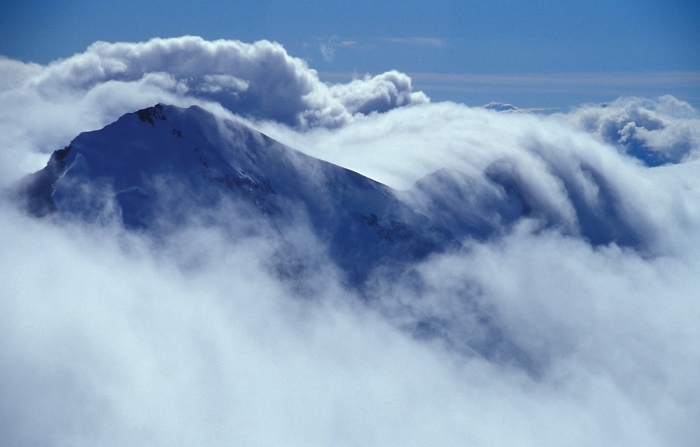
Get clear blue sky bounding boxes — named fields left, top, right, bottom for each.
left=1, top=0, right=699, bottom=108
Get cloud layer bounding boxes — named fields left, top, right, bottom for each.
left=2, top=37, right=700, bottom=446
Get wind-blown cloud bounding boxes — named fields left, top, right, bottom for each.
left=257, top=98, right=699, bottom=252
left=328, top=70, right=424, bottom=115
left=1, top=37, right=700, bottom=446
left=0, top=36, right=427, bottom=184
left=23, top=36, right=427, bottom=128
left=565, top=95, right=700, bottom=166
left=254, top=96, right=700, bottom=446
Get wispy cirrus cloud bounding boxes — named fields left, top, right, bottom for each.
left=382, top=37, right=444, bottom=47
left=319, top=35, right=357, bottom=62
left=407, top=71, right=700, bottom=88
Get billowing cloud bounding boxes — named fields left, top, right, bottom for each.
left=328, top=70, right=425, bottom=115
left=0, top=36, right=427, bottom=184
left=1, top=37, right=700, bottom=446
left=256, top=99, right=700, bottom=253
left=565, top=95, right=700, bottom=166
left=253, top=96, right=700, bottom=445
left=22, top=36, right=426, bottom=127
left=0, top=56, right=43, bottom=90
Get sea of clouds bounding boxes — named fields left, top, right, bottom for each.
left=1, top=36, right=700, bottom=446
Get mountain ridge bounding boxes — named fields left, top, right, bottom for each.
left=17, top=103, right=644, bottom=287
left=19, top=104, right=454, bottom=285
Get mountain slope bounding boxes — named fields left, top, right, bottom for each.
left=19, top=103, right=644, bottom=288
left=22, top=104, right=451, bottom=285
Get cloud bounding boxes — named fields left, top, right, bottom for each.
left=24, top=36, right=425, bottom=127
left=3, top=191, right=697, bottom=446
left=409, top=72, right=700, bottom=88
left=405, top=71, right=700, bottom=99
left=254, top=97, right=700, bottom=445
left=383, top=37, right=444, bottom=47
left=564, top=95, right=700, bottom=165
left=328, top=70, right=426, bottom=115
left=0, top=56, right=42, bottom=91
left=196, top=74, right=250, bottom=94
left=481, top=101, right=557, bottom=114
left=1, top=37, right=700, bottom=446
left=483, top=101, right=519, bottom=112
left=368, top=220, right=700, bottom=444
left=319, top=35, right=356, bottom=62
left=0, top=36, right=428, bottom=186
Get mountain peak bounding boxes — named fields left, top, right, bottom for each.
left=20, top=104, right=449, bottom=285
left=135, top=103, right=168, bottom=126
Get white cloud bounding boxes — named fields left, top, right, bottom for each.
left=564, top=95, right=700, bottom=165
left=318, top=35, right=356, bottom=62
left=328, top=70, right=427, bottom=115
left=1, top=37, right=700, bottom=446
left=0, top=36, right=427, bottom=185
left=262, top=97, right=700, bottom=249
left=197, top=74, right=250, bottom=94
left=5, top=36, right=426, bottom=129
left=3, top=196, right=695, bottom=446
left=0, top=56, right=42, bottom=91
left=253, top=96, right=700, bottom=444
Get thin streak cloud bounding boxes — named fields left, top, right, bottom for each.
left=406, top=71, right=700, bottom=102
left=407, top=71, right=700, bottom=87
left=383, top=37, right=444, bottom=47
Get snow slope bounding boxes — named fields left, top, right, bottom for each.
left=22, top=104, right=453, bottom=285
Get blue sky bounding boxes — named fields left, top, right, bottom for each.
left=1, top=0, right=699, bottom=107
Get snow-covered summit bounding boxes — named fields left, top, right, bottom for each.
left=21, top=104, right=448, bottom=284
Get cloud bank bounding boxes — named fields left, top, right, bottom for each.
left=0, top=36, right=427, bottom=184
left=2, top=37, right=700, bottom=446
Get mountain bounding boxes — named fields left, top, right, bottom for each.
left=17, top=103, right=640, bottom=288
left=19, top=104, right=459, bottom=285
left=14, top=103, right=645, bottom=369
